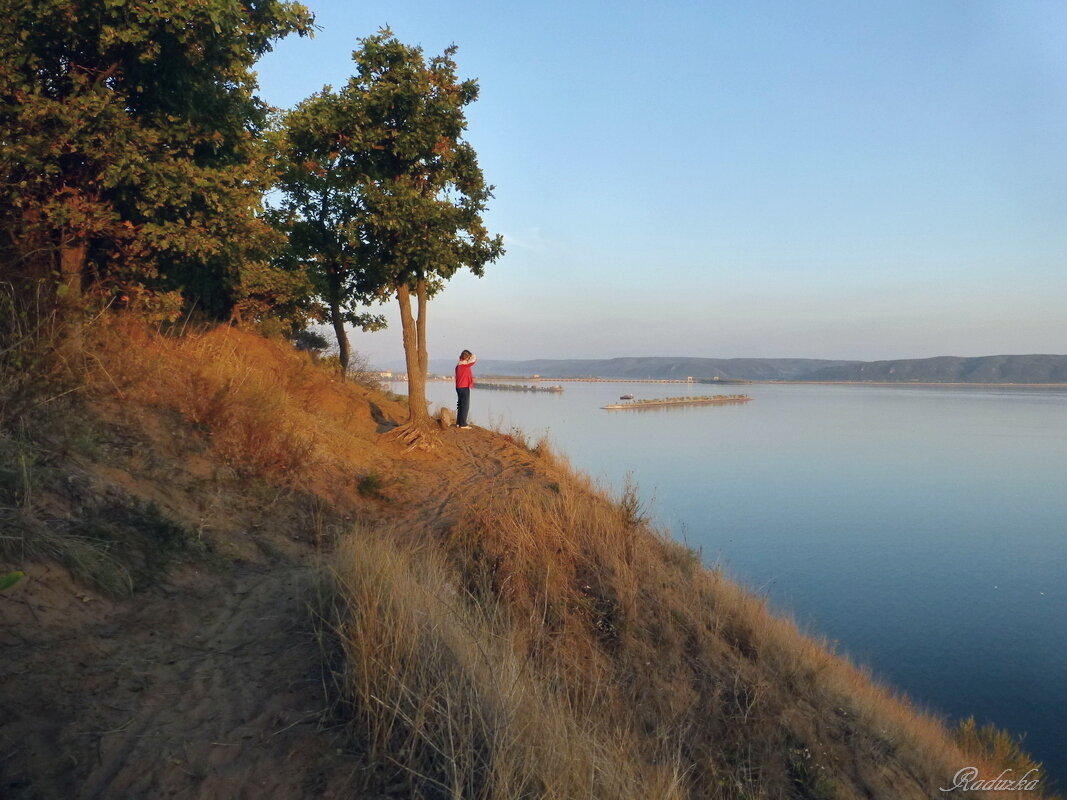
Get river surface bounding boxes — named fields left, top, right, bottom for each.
left=398, top=378, right=1067, bottom=784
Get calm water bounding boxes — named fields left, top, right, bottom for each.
left=402, top=379, right=1067, bottom=784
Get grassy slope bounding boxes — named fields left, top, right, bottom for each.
left=0, top=320, right=1051, bottom=799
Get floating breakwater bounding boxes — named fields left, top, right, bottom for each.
left=601, top=394, right=752, bottom=410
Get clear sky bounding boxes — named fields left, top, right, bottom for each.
left=255, top=0, right=1067, bottom=364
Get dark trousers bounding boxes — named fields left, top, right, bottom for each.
left=456, top=387, right=471, bottom=426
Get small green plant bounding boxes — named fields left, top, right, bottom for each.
left=61, top=536, right=134, bottom=597
left=57, top=499, right=194, bottom=596
left=357, top=472, right=388, bottom=499
left=0, top=571, right=25, bottom=591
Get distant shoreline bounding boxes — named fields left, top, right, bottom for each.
left=756, top=380, right=1067, bottom=388
left=422, top=376, right=1067, bottom=388
left=414, top=354, right=1067, bottom=385
left=476, top=376, right=1067, bottom=388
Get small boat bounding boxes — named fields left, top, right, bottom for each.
left=619, top=394, right=634, bottom=400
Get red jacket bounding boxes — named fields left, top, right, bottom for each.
left=455, top=356, right=476, bottom=389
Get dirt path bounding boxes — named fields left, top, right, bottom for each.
left=1, top=556, right=359, bottom=799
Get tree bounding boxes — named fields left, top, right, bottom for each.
left=0, top=0, right=314, bottom=329
left=278, top=31, right=503, bottom=439
left=269, top=91, right=386, bottom=377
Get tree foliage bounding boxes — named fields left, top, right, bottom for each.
left=270, top=89, right=386, bottom=375
left=0, top=0, right=314, bottom=323
left=273, top=30, right=503, bottom=416
left=348, top=33, right=504, bottom=298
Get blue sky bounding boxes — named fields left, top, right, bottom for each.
left=256, top=0, right=1067, bottom=363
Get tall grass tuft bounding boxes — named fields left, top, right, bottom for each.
left=327, top=526, right=686, bottom=800
left=0, top=280, right=81, bottom=424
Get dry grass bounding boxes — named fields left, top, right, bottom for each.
left=90, top=320, right=316, bottom=480
left=2, top=315, right=404, bottom=593
left=0, top=280, right=82, bottom=423
left=84, top=317, right=403, bottom=495
left=327, top=527, right=686, bottom=800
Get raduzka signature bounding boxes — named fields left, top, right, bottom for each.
left=940, top=767, right=1041, bottom=792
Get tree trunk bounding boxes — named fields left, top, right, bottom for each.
left=416, top=276, right=429, bottom=383
left=389, top=280, right=437, bottom=450
left=397, top=281, right=429, bottom=425
left=327, top=269, right=350, bottom=380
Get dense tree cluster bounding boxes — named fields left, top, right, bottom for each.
left=2, top=5, right=502, bottom=420
left=0, top=0, right=315, bottom=322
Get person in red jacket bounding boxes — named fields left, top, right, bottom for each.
left=455, top=350, right=477, bottom=428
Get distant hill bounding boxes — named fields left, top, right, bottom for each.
left=426, top=357, right=861, bottom=380
left=404, top=354, right=1067, bottom=383
left=798, top=354, right=1067, bottom=383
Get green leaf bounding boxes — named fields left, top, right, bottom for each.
left=0, top=571, right=25, bottom=591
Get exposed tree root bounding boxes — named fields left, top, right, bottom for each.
left=387, top=419, right=439, bottom=451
